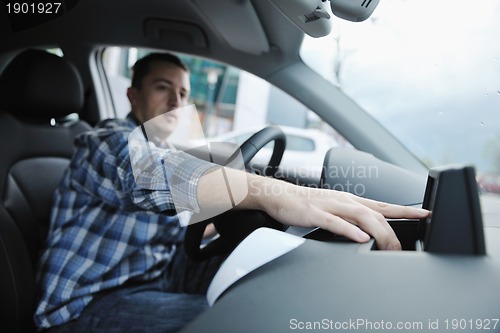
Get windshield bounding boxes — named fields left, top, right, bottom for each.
left=300, top=0, right=500, bottom=195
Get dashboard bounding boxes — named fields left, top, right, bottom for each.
left=181, top=164, right=500, bottom=333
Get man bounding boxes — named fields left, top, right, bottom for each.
left=35, top=52, right=428, bottom=332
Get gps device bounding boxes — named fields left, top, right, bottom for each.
left=419, top=165, right=486, bottom=255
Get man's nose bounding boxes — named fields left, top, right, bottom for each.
left=168, top=91, right=182, bottom=109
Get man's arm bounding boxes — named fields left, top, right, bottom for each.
left=197, top=166, right=429, bottom=251
left=128, top=126, right=428, bottom=249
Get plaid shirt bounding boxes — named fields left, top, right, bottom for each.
left=34, top=114, right=214, bottom=329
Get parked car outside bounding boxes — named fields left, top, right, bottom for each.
left=478, top=173, right=500, bottom=195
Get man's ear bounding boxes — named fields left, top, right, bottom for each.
left=127, top=87, right=137, bottom=106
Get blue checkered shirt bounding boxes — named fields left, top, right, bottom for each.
left=34, top=114, right=214, bottom=329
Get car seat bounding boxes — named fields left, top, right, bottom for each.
left=0, top=49, right=92, bottom=333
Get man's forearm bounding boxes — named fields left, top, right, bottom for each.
left=196, top=166, right=268, bottom=215
left=196, top=165, right=430, bottom=251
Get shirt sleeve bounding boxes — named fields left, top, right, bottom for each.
left=127, top=127, right=216, bottom=214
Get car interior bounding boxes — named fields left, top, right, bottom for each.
left=1, top=1, right=499, bottom=332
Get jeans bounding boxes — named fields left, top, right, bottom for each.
left=48, top=246, right=226, bottom=333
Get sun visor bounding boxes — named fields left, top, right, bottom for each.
left=191, top=0, right=270, bottom=55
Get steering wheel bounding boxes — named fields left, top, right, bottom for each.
left=238, top=125, right=286, bottom=176
left=184, top=125, right=287, bottom=260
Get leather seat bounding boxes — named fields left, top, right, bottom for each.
left=0, top=49, right=92, bottom=333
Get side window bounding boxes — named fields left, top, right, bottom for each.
left=233, top=134, right=252, bottom=146
left=46, top=48, right=64, bottom=57
left=286, top=135, right=315, bottom=152
left=102, top=47, right=133, bottom=118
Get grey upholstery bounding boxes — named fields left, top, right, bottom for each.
left=0, top=49, right=92, bottom=333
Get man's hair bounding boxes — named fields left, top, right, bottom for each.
left=131, top=52, right=189, bottom=90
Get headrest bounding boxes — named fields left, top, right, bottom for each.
left=0, top=49, right=84, bottom=120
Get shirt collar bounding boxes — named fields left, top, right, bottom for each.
left=126, top=112, right=141, bottom=127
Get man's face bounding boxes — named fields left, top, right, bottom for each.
left=128, top=61, right=190, bottom=140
